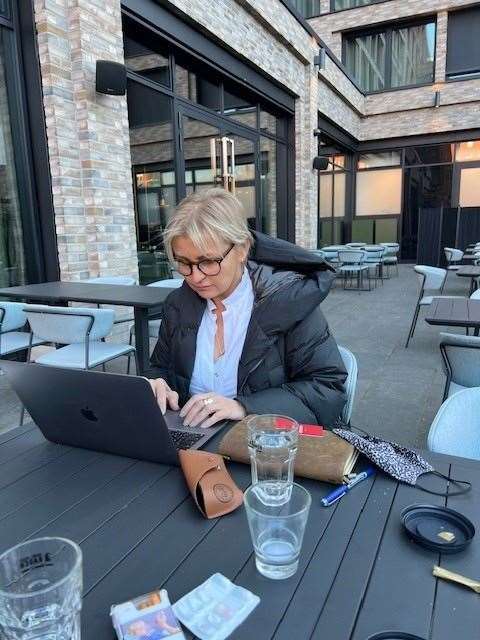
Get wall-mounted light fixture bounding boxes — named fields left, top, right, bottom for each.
left=314, top=47, right=326, bottom=70
left=434, top=90, right=441, bottom=108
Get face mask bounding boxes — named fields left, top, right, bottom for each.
left=333, top=428, right=471, bottom=497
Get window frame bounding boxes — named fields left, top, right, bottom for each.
left=342, top=16, right=437, bottom=94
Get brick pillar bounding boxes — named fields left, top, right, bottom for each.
left=295, top=65, right=319, bottom=249
left=34, top=0, right=138, bottom=282
left=435, top=11, right=448, bottom=83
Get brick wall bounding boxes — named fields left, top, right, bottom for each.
left=34, top=0, right=138, bottom=282
left=310, top=0, right=480, bottom=56
left=310, top=0, right=480, bottom=141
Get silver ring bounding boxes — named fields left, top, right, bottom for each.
left=203, top=397, right=214, bottom=407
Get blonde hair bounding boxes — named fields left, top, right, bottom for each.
left=163, top=188, right=253, bottom=262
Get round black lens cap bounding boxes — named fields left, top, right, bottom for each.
left=401, top=504, right=475, bottom=553
left=367, top=633, right=426, bottom=640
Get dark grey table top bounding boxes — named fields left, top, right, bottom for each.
left=456, top=266, right=480, bottom=277
left=1, top=424, right=479, bottom=639
left=425, top=297, right=480, bottom=327
left=0, top=281, right=176, bottom=308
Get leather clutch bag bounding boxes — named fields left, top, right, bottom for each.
left=178, top=449, right=244, bottom=519
left=218, top=418, right=358, bottom=485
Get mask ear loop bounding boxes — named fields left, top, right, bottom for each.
left=416, top=470, right=471, bottom=496
left=348, top=426, right=471, bottom=496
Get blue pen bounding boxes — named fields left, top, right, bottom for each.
left=321, top=467, right=376, bottom=507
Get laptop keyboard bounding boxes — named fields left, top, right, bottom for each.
left=169, top=429, right=204, bottom=450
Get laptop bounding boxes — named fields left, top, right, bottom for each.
left=1, top=361, right=226, bottom=465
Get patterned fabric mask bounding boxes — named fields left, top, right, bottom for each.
left=334, top=428, right=471, bottom=497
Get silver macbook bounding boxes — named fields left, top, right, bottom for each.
left=1, top=361, right=225, bottom=465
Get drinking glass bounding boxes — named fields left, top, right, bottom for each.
left=247, top=415, right=299, bottom=504
left=0, top=537, right=83, bottom=640
left=244, top=482, right=311, bottom=580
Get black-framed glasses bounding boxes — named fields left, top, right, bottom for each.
left=174, top=244, right=234, bottom=276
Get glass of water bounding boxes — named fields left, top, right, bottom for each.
left=244, top=482, right=311, bottom=580
left=0, top=537, right=82, bottom=640
left=247, top=415, right=299, bottom=504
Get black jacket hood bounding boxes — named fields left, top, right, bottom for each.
left=246, top=231, right=335, bottom=334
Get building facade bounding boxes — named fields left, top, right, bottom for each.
left=3, top=0, right=480, bottom=288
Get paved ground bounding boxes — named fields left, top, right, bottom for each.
left=0, top=264, right=472, bottom=446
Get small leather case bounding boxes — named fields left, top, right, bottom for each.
left=178, top=449, right=244, bottom=519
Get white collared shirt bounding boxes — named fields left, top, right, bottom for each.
left=189, top=269, right=254, bottom=398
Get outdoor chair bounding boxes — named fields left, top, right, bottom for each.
left=363, top=245, right=386, bottom=286
left=444, top=247, right=464, bottom=272
left=127, top=278, right=183, bottom=373
left=346, top=242, right=366, bottom=249
left=337, top=250, right=370, bottom=291
left=427, top=387, right=480, bottom=461
left=24, top=304, right=137, bottom=372
left=438, top=332, right=480, bottom=400
left=405, top=265, right=447, bottom=348
left=320, top=246, right=342, bottom=265
left=338, top=345, right=358, bottom=425
left=0, top=302, right=45, bottom=360
left=380, top=242, right=400, bottom=277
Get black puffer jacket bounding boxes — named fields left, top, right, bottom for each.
left=149, top=232, right=347, bottom=426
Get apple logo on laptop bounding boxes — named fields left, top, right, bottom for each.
left=81, top=406, right=98, bottom=422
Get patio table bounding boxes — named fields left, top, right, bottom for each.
left=0, top=281, right=177, bottom=374
left=0, top=422, right=478, bottom=640
left=425, top=297, right=480, bottom=336
left=456, top=265, right=480, bottom=295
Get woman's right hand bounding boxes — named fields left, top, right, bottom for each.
left=148, top=378, right=179, bottom=414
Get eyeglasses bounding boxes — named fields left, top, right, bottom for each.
left=174, top=244, right=234, bottom=277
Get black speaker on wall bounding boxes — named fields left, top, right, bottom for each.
left=95, top=60, right=127, bottom=96
left=312, top=156, right=330, bottom=171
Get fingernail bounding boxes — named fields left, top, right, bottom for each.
left=183, top=421, right=189, bottom=427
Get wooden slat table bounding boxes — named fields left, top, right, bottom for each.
left=425, top=297, right=480, bottom=336
left=456, top=266, right=480, bottom=295
left=0, top=424, right=479, bottom=639
left=0, top=282, right=177, bottom=373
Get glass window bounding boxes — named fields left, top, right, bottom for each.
left=319, top=174, right=333, bottom=218
left=127, top=81, right=175, bottom=283
left=175, top=62, right=221, bottom=112
left=391, top=23, right=435, bottom=88
left=123, top=18, right=170, bottom=88
left=456, top=140, right=480, bottom=162
left=404, top=144, right=454, bottom=165
left=356, top=168, right=402, bottom=216
left=459, top=168, right=480, bottom=207
left=344, top=21, right=436, bottom=91
left=446, top=6, right=480, bottom=78
left=351, top=219, right=374, bottom=244
left=288, top=0, right=321, bottom=18
left=259, top=108, right=277, bottom=136
left=375, top=218, right=398, bottom=243
left=0, top=33, right=26, bottom=287
left=357, top=151, right=401, bottom=169
left=260, top=137, right=277, bottom=237
left=345, top=31, right=386, bottom=92
left=223, top=84, right=257, bottom=128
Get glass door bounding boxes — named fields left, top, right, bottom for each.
left=178, top=106, right=260, bottom=230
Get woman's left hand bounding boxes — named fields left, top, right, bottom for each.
left=180, top=393, right=246, bottom=428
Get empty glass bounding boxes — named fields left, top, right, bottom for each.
left=0, top=537, right=82, bottom=640
left=244, top=482, right=311, bottom=580
left=247, top=415, right=299, bottom=505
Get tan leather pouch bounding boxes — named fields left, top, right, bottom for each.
left=178, top=449, right=244, bottom=519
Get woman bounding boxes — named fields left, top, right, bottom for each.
left=148, top=188, right=346, bottom=428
